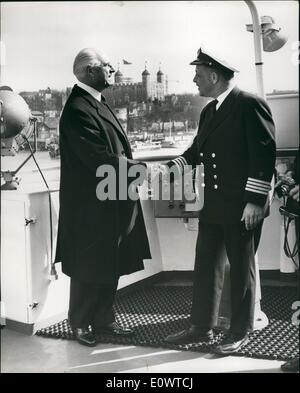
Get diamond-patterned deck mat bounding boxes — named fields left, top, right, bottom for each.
left=36, top=285, right=299, bottom=361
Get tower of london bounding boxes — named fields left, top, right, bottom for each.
left=103, top=64, right=168, bottom=107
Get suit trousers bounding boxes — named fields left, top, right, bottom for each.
left=68, top=278, right=118, bottom=329
left=191, top=220, right=263, bottom=335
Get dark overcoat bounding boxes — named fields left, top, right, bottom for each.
left=170, top=87, right=276, bottom=223
left=55, top=85, right=151, bottom=283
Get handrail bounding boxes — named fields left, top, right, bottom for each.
left=132, top=154, right=179, bottom=162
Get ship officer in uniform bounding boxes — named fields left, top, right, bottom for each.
left=164, top=48, right=276, bottom=354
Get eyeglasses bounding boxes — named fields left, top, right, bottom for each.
left=92, top=63, right=115, bottom=73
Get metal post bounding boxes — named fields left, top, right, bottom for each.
left=244, top=1, right=269, bottom=330
left=245, top=1, right=265, bottom=99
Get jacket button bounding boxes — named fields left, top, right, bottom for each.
left=211, top=153, right=216, bottom=158
left=214, top=174, right=217, bottom=179
left=214, top=184, right=218, bottom=189
left=213, top=164, right=217, bottom=169
left=200, top=153, right=203, bottom=157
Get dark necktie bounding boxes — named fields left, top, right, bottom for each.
left=203, top=99, right=218, bottom=125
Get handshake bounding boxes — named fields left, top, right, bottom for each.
left=145, top=162, right=170, bottom=185
left=96, top=159, right=204, bottom=210
left=145, top=161, right=193, bottom=184
left=142, top=162, right=205, bottom=213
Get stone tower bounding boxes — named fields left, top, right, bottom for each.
left=114, top=63, right=123, bottom=84
left=142, top=61, right=151, bottom=100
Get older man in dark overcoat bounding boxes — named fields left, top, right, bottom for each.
left=55, top=48, right=151, bottom=346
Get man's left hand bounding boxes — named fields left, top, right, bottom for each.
left=289, top=184, right=299, bottom=203
left=241, top=203, right=264, bottom=231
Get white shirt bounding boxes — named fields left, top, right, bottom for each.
left=77, top=81, right=102, bottom=102
left=216, top=84, right=235, bottom=110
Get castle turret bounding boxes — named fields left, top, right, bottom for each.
left=45, top=86, right=52, bottom=100
left=114, top=63, right=123, bottom=84
left=155, top=63, right=166, bottom=101
left=157, top=64, right=164, bottom=83
left=142, top=61, right=151, bottom=99
left=115, top=69, right=123, bottom=84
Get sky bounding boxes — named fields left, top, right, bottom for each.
left=0, top=1, right=298, bottom=95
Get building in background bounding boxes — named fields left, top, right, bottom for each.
left=104, top=64, right=168, bottom=107
left=18, top=64, right=209, bottom=151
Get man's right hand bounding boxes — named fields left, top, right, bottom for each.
left=146, top=163, right=166, bottom=185
left=150, top=163, right=168, bottom=180
left=160, top=163, right=170, bottom=174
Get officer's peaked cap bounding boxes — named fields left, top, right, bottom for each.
left=190, top=47, right=239, bottom=73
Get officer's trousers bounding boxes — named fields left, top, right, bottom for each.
left=191, top=220, right=263, bottom=336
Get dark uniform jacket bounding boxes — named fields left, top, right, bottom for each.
left=168, top=87, right=276, bottom=223
left=55, top=85, right=151, bottom=283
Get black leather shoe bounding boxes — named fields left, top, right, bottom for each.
left=281, top=359, right=299, bottom=372
left=95, top=321, right=134, bottom=337
left=164, top=326, right=214, bottom=344
left=213, top=333, right=249, bottom=355
left=73, top=328, right=97, bottom=347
